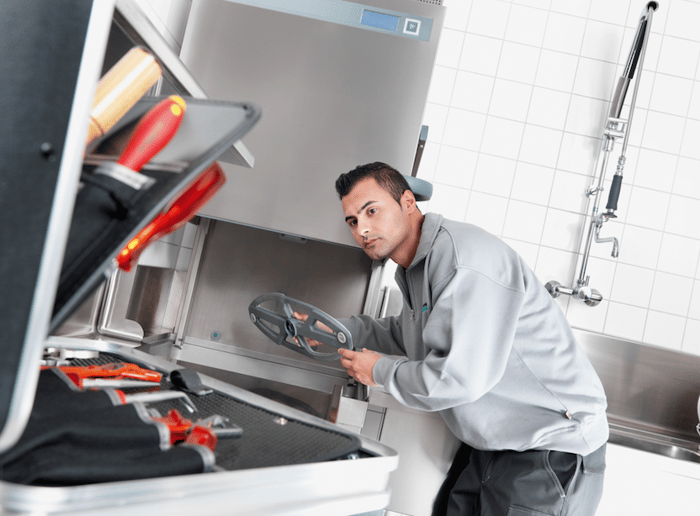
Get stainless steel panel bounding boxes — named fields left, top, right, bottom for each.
left=180, top=0, right=444, bottom=245
left=607, top=419, right=700, bottom=464
left=127, top=266, right=186, bottom=336
left=98, top=268, right=144, bottom=342
left=51, top=282, right=106, bottom=338
left=179, top=336, right=350, bottom=392
left=184, top=220, right=373, bottom=375
left=51, top=265, right=184, bottom=344
left=179, top=360, right=335, bottom=419
left=113, top=0, right=254, bottom=167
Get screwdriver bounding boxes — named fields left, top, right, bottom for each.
left=93, top=95, right=187, bottom=191
left=117, top=161, right=226, bottom=271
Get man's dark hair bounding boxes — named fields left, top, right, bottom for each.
left=335, top=162, right=411, bottom=204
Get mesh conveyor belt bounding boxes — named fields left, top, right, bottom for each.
left=148, top=392, right=360, bottom=470
left=65, top=353, right=361, bottom=470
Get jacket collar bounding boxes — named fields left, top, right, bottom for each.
left=406, top=212, right=443, bottom=271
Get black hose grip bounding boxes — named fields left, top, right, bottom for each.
left=606, top=175, right=623, bottom=211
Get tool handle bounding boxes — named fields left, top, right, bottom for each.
left=605, top=175, right=623, bottom=212
left=116, top=95, right=186, bottom=172
left=210, top=425, right=243, bottom=439
left=117, top=162, right=226, bottom=272
left=86, top=47, right=162, bottom=149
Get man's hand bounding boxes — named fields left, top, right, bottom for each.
left=292, top=311, right=330, bottom=347
left=338, top=348, right=381, bottom=387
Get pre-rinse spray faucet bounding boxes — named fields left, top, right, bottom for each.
left=546, top=1, right=657, bottom=307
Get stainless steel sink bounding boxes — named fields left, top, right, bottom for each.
left=608, top=416, right=700, bottom=463
left=573, top=329, right=700, bottom=464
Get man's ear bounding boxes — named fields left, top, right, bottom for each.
left=401, top=189, right=417, bottom=213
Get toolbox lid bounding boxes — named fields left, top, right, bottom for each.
left=0, top=0, right=260, bottom=454
left=52, top=96, right=261, bottom=331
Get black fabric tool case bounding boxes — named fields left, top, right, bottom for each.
left=0, top=369, right=209, bottom=486
left=1, top=359, right=362, bottom=486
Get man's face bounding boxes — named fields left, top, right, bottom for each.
left=341, top=178, right=412, bottom=262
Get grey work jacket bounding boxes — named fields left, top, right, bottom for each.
left=341, top=213, right=609, bottom=454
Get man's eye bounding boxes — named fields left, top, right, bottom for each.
left=348, top=219, right=357, bottom=227
left=368, top=208, right=377, bottom=215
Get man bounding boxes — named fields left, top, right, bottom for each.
left=328, top=162, right=608, bottom=516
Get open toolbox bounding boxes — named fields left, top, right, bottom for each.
left=0, top=1, right=396, bottom=514
left=2, top=338, right=396, bottom=515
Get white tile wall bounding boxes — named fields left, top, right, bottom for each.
left=421, top=0, right=700, bottom=354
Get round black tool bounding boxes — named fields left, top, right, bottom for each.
left=248, top=293, right=353, bottom=361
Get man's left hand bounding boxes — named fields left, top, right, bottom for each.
left=338, top=348, right=381, bottom=386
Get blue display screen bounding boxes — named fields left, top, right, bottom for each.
left=360, top=10, right=400, bottom=32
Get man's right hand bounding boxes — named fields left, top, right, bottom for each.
left=292, top=311, right=332, bottom=347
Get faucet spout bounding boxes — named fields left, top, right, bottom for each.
left=594, top=216, right=619, bottom=258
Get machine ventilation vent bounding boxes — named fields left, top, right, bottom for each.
left=414, top=0, right=442, bottom=4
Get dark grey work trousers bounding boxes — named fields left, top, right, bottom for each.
left=432, top=443, right=606, bottom=516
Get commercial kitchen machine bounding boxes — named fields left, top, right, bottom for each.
left=0, top=1, right=397, bottom=514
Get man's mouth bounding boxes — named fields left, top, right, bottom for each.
left=363, top=238, right=378, bottom=249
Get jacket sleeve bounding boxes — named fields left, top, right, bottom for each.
left=338, top=314, right=407, bottom=357
left=371, top=266, right=526, bottom=412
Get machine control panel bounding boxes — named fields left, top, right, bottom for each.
left=224, top=0, right=434, bottom=41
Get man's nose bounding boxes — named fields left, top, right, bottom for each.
left=357, top=219, right=370, bottom=237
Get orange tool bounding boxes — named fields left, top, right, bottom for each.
left=117, top=161, right=227, bottom=271
left=58, top=362, right=162, bottom=389
left=152, top=409, right=193, bottom=443
left=185, top=426, right=218, bottom=451
left=86, top=47, right=162, bottom=150
left=152, top=409, right=218, bottom=451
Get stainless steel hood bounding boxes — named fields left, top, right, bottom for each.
left=180, top=0, right=444, bottom=246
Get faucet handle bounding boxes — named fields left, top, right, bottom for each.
left=574, top=285, right=603, bottom=307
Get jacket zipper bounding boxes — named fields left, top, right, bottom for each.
left=406, top=269, right=417, bottom=321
